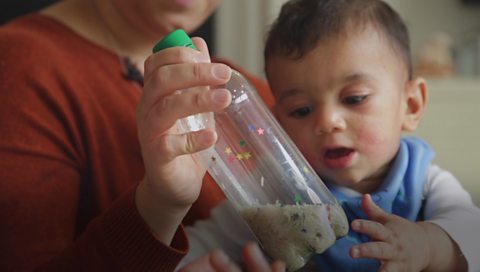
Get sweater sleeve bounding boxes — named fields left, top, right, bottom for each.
left=0, top=87, right=188, bottom=271
left=423, top=165, right=480, bottom=272
left=34, top=188, right=189, bottom=271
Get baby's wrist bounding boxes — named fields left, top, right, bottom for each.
left=416, top=221, right=467, bottom=272
left=417, top=222, right=435, bottom=271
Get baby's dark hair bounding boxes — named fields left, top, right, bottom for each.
left=264, top=0, right=412, bottom=78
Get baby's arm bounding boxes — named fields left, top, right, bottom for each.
left=349, top=194, right=467, bottom=272
left=421, top=165, right=480, bottom=272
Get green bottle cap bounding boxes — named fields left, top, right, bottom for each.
left=152, top=29, right=197, bottom=53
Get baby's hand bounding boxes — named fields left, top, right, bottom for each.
left=349, top=194, right=430, bottom=272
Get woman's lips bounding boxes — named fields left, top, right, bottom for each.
left=323, top=147, right=355, bottom=169
left=172, top=0, right=195, bottom=8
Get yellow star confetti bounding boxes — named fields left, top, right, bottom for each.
left=243, top=152, right=252, bottom=159
left=236, top=153, right=244, bottom=160
left=224, top=147, right=232, bottom=154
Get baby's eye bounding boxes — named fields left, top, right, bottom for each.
left=342, top=95, right=368, bottom=105
left=289, top=107, right=313, bottom=118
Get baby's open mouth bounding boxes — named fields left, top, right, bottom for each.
left=325, top=148, right=354, bottom=159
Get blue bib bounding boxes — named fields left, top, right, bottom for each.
left=311, top=137, right=435, bottom=271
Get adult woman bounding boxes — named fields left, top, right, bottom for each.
left=0, top=0, right=280, bottom=270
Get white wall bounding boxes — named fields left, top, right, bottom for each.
left=385, top=0, right=480, bottom=65
left=214, top=0, right=288, bottom=77
left=215, top=0, right=480, bottom=77
left=411, top=79, right=480, bottom=206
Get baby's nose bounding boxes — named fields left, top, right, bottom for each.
left=314, top=107, right=346, bottom=135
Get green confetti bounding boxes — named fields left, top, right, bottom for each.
left=294, top=194, right=303, bottom=204
left=239, top=140, right=246, bottom=147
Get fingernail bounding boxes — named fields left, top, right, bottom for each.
left=212, top=64, right=231, bottom=80
left=199, top=130, right=215, bottom=144
left=212, top=250, right=230, bottom=267
left=248, top=243, right=265, bottom=261
left=351, top=220, right=362, bottom=230
left=213, top=90, right=230, bottom=104
left=351, top=247, right=360, bottom=258
left=194, top=52, right=210, bottom=63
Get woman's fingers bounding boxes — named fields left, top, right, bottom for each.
left=243, top=242, right=272, bottom=272
left=152, top=129, right=217, bottom=165
left=192, top=37, right=210, bottom=57
left=179, top=250, right=241, bottom=272
left=243, top=242, right=285, bottom=272
left=181, top=244, right=285, bottom=272
left=139, top=87, right=231, bottom=141
left=142, top=62, right=231, bottom=109
left=210, top=250, right=242, bottom=272
left=270, top=260, right=287, bottom=272
left=145, top=37, right=210, bottom=71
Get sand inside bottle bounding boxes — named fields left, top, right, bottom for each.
left=241, top=203, right=348, bottom=271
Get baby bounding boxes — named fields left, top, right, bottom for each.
left=263, top=0, right=480, bottom=271
left=181, top=0, right=480, bottom=271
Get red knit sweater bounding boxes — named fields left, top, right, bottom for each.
left=0, top=14, right=274, bottom=271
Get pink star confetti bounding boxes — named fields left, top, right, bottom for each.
left=257, top=128, right=264, bottom=135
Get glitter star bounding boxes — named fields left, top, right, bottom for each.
left=248, top=124, right=256, bottom=132
left=243, top=152, right=251, bottom=159
left=257, top=128, right=264, bottom=135
left=224, top=147, right=232, bottom=154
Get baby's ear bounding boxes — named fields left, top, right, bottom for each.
left=402, top=77, right=428, bottom=132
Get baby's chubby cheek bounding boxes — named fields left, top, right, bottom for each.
left=356, top=126, right=391, bottom=157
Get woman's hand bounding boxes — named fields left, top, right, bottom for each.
left=179, top=242, right=286, bottom=272
left=135, top=37, right=232, bottom=243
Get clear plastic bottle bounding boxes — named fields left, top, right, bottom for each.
left=153, top=30, right=348, bottom=271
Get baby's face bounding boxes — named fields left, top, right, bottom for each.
left=267, top=26, right=411, bottom=193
